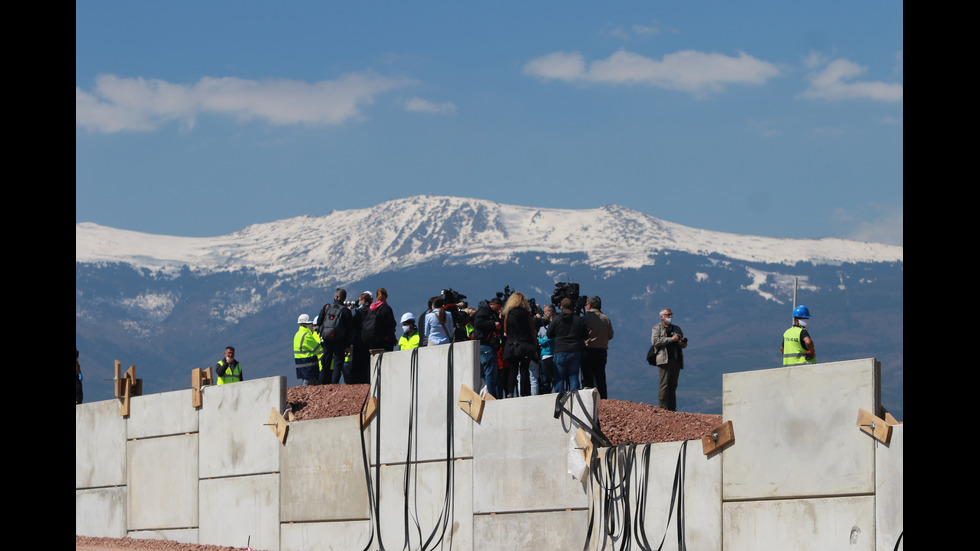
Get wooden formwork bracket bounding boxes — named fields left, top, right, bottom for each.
left=359, top=396, right=378, bottom=429
left=457, top=384, right=488, bottom=422
left=267, top=407, right=289, bottom=445
left=116, top=363, right=142, bottom=417
left=191, top=367, right=213, bottom=408
left=701, top=420, right=735, bottom=455
left=857, top=408, right=895, bottom=444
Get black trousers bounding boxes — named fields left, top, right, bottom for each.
left=581, top=348, right=608, bottom=399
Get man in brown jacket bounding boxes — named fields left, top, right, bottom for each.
left=582, top=296, right=614, bottom=399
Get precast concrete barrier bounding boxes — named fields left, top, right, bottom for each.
left=76, top=349, right=902, bottom=551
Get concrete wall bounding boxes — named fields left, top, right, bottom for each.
left=77, top=350, right=902, bottom=551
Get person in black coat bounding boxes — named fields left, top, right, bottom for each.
left=546, top=298, right=587, bottom=393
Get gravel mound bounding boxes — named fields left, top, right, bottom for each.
left=286, top=383, right=721, bottom=446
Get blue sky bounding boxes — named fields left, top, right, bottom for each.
left=76, top=2, right=903, bottom=245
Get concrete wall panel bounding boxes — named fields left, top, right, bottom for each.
left=723, top=495, right=874, bottom=551
left=876, top=423, right=904, bottom=551
left=592, top=439, right=722, bottom=551
left=722, top=359, right=879, bottom=500
left=377, top=459, right=473, bottom=551
left=199, top=377, right=286, bottom=478
left=76, top=399, right=127, bottom=489
left=128, top=389, right=198, bottom=439
left=473, top=509, right=589, bottom=551
left=280, top=415, right=371, bottom=522
left=199, top=473, right=280, bottom=551
left=376, top=341, right=479, bottom=464
left=280, top=521, right=373, bottom=551
left=473, top=392, right=590, bottom=513
left=127, top=433, right=199, bottom=530
left=76, top=487, right=127, bottom=538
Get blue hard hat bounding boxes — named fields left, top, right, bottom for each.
left=792, top=305, right=811, bottom=319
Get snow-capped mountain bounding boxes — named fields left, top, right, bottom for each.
left=75, top=196, right=903, bottom=416
left=76, top=195, right=902, bottom=278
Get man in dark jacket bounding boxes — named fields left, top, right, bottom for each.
left=471, top=297, right=503, bottom=398
left=547, top=298, right=588, bottom=393
left=317, top=288, right=354, bottom=384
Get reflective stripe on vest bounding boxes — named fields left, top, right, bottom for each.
left=216, top=360, right=242, bottom=385
left=294, top=327, right=321, bottom=369
left=782, top=326, right=815, bottom=365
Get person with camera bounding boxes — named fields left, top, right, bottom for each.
left=472, top=297, right=504, bottom=398
left=548, top=297, right=588, bottom=394
left=650, top=308, right=687, bottom=411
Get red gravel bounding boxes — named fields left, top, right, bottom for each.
left=285, top=384, right=722, bottom=446
left=78, top=385, right=720, bottom=550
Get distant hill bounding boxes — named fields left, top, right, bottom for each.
left=75, top=196, right=903, bottom=416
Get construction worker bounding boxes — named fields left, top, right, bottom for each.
left=398, top=312, right=421, bottom=350
left=294, top=314, right=322, bottom=385
left=781, top=305, right=816, bottom=366
left=216, top=346, right=243, bottom=385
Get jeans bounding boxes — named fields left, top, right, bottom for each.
left=480, top=345, right=500, bottom=398
left=552, top=351, right=581, bottom=394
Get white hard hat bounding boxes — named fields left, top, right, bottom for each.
left=401, top=312, right=416, bottom=324
left=297, top=314, right=311, bottom=324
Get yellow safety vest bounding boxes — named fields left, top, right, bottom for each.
left=399, top=331, right=421, bottom=350
left=782, top=326, right=816, bottom=365
left=216, top=360, right=242, bottom=385
left=294, top=326, right=321, bottom=371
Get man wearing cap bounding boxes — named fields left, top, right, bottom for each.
left=398, top=312, right=421, bottom=350
left=782, top=305, right=816, bottom=365
left=294, top=314, right=322, bottom=386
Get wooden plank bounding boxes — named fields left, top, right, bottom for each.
left=575, top=427, right=594, bottom=466
left=192, top=368, right=204, bottom=408
left=114, top=360, right=122, bottom=398
left=857, top=408, right=892, bottom=444
left=120, top=377, right=132, bottom=417
left=457, top=384, right=486, bottom=422
left=359, top=396, right=378, bottom=429
left=267, top=407, right=288, bottom=444
left=701, top=420, right=735, bottom=455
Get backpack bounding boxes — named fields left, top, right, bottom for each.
left=319, top=303, right=347, bottom=342
left=360, top=307, right=377, bottom=344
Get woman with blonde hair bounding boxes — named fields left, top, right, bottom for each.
left=501, top=292, right=538, bottom=397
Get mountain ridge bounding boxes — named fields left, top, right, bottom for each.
left=76, top=195, right=903, bottom=282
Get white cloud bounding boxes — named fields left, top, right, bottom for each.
left=402, top=97, right=456, bottom=115
left=800, top=58, right=903, bottom=102
left=523, top=49, right=781, bottom=93
left=76, top=72, right=414, bottom=133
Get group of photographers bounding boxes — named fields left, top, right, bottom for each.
left=295, top=283, right=697, bottom=411
left=299, top=283, right=618, bottom=401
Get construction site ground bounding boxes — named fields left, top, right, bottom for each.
left=77, top=383, right=721, bottom=551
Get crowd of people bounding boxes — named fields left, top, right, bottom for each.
left=282, top=286, right=622, bottom=402
left=203, top=283, right=819, bottom=413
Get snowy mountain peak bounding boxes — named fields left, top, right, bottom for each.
left=76, top=195, right=903, bottom=281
